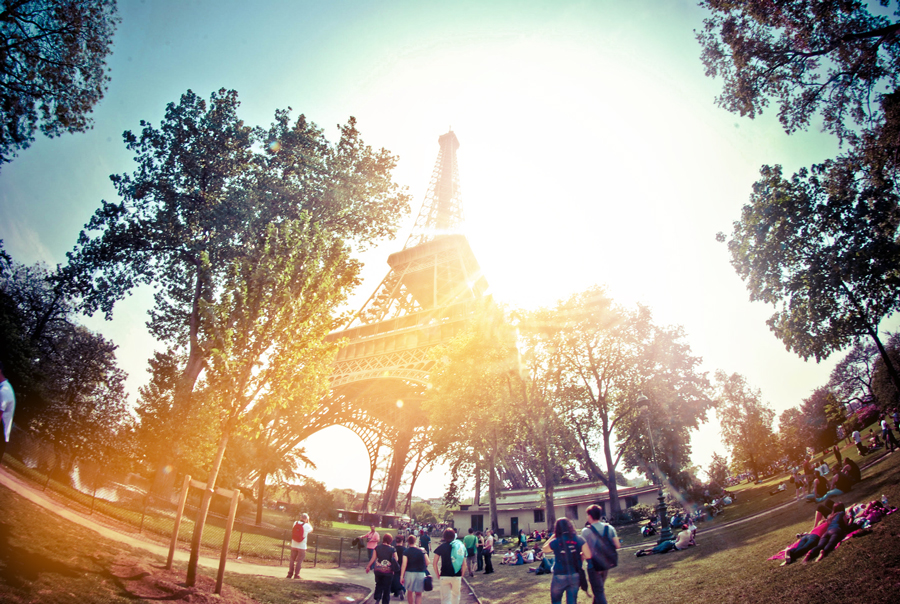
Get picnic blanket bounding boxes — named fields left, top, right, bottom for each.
left=767, top=504, right=896, bottom=561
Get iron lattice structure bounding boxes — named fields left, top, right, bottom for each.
left=314, top=131, right=488, bottom=515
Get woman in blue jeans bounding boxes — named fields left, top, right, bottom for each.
left=541, top=518, right=592, bottom=604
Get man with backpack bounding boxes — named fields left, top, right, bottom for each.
left=287, top=512, right=313, bottom=579
left=581, top=505, right=620, bottom=604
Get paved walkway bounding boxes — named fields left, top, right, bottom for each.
left=0, top=465, right=479, bottom=603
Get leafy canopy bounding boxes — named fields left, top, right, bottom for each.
left=0, top=0, right=119, bottom=167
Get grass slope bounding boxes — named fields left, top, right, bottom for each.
left=0, top=482, right=366, bottom=603
left=470, top=451, right=900, bottom=604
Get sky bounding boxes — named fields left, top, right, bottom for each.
left=1, top=0, right=892, bottom=499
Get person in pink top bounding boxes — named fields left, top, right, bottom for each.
left=361, top=524, right=380, bottom=557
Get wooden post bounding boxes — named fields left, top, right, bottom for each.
left=166, top=474, right=192, bottom=570
left=215, top=488, right=241, bottom=595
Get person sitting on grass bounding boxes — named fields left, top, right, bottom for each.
left=807, top=464, right=854, bottom=505
left=842, top=457, right=861, bottom=486
left=635, top=527, right=692, bottom=557
left=803, top=503, right=850, bottom=563
left=804, top=470, right=828, bottom=502
left=501, top=550, right=516, bottom=565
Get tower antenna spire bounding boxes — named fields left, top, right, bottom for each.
left=404, top=130, right=464, bottom=248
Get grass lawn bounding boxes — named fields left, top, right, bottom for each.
left=468, top=450, right=900, bottom=604
left=0, top=483, right=368, bottom=603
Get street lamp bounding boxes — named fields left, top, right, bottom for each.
left=637, top=394, right=673, bottom=544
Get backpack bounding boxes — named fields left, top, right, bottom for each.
left=587, top=523, right=618, bottom=571
left=292, top=521, right=305, bottom=543
left=449, top=539, right=466, bottom=574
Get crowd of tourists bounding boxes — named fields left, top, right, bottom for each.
left=355, top=504, right=622, bottom=604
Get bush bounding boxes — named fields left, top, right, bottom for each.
left=628, top=504, right=656, bottom=522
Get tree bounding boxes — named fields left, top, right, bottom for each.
left=707, top=451, right=729, bottom=486
left=715, top=371, right=778, bottom=481
left=872, top=332, right=900, bottom=410
left=0, top=0, right=119, bottom=167
left=0, top=252, right=129, bottom=467
left=698, top=1, right=900, bottom=142
left=701, top=2, right=900, bottom=394
left=65, top=89, right=410, bottom=586
left=778, top=407, right=807, bottom=464
left=719, top=163, right=900, bottom=394
left=410, top=502, right=437, bottom=525
left=542, top=287, right=712, bottom=518
left=182, top=218, right=361, bottom=584
left=799, top=388, right=843, bottom=452
left=424, top=301, right=519, bottom=532
left=829, top=340, right=880, bottom=407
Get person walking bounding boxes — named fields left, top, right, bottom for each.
left=881, top=417, right=899, bottom=452
left=366, top=533, right=399, bottom=604
left=462, top=527, right=477, bottom=577
left=482, top=529, right=494, bottom=574
left=287, top=512, right=313, bottom=579
left=433, top=528, right=463, bottom=604
left=581, top=505, right=620, bottom=604
left=400, top=534, right=429, bottom=604
left=475, top=530, right=484, bottom=571
left=542, top=518, right=591, bottom=604
left=0, top=362, right=14, bottom=465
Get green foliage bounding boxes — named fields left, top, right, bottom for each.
left=777, top=407, right=807, bottom=464
left=697, top=0, right=900, bottom=142
left=0, top=0, right=119, bottom=167
left=424, top=299, right=520, bottom=526
left=539, top=286, right=712, bottom=512
left=0, top=249, right=130, bottom=465
left=66, top=88, right=409, bottom=471
left=799, top=388, right=843, bottom=452
left=715, top=371, right=778, bottom=480
left=627, top=503, right=656, bottom=523
left=410, top=502, right=437, bottom=525
left=64, top=88, right=409, bottom=583
left=707, top=451, right=729, bottom=486
left=702, top=1, right=900, bottom=395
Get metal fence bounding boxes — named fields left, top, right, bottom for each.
left=1, top=425, right=372, bottom=568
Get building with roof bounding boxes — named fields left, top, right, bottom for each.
left=452, top=481, right=660, bottom=536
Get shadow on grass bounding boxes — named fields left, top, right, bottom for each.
left=0, top=521, right=86, bottom=590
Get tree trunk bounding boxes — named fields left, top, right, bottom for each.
left=255, top=468, right=266, bottom=525
left=489, top=433, right=499, bottom=532
left=542, top=450, right=556, bottom=531
left=473, top=458, right=481, bottom=507
left=602, top=420, right=621, bottom=518
left=186, top=429, right=231, bottom=587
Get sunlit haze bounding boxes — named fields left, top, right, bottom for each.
left=2, top=0, right=893, bottom=499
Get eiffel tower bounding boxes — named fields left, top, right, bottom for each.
left=298, top=131, right=488, bottom=516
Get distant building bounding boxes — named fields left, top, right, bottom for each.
left=452, top=481, right=660, bottom=536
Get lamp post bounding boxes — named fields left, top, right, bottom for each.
left=637, top=394, right=673, bottom=544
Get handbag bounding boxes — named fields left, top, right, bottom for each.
left=577, top=567, right=589, bottom=593
left=423, top=571, right=433, bottom=592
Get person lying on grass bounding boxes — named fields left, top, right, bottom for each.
left=803, top=503, right=850, bottom=563
left=780, top=500, right=835, bottom=565
left=634, top=527, right=693, bottom=557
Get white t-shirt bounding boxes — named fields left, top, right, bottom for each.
left=0, top=380, right=15, bottom=443
left=852, top=430, right=862, bottom=443
left=291, top=522, right=313, bottom=549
